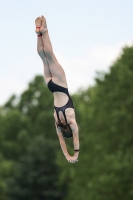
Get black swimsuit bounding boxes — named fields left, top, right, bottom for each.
left=47, top=80, right=74, bottom=138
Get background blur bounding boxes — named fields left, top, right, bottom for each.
left=0, top=0, right=133, bottom=104
left=0, top=0, right=133, bottom=199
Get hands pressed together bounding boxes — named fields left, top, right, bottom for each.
left=66, top=153, right=78, bottom=164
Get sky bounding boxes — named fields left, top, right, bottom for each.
left=0, top=0, right=133, bottom=105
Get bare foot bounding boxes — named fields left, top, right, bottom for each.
left=40, top=15, right=48, bottom=34
left=35, top=17, right=42, bottom=35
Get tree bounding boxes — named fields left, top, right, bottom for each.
left=6, top=135, right=63, bottom=200
left=57, top=46, right=133, bottom=200
left=0, top=153, right=13, bottom=200
left=0, top=76, right=66, bottom=200
left=1, top=45, right=133, bottom=200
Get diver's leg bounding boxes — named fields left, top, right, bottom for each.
left=35, top=17, right=52, bottom=83
left=40, top=16, right=68, bottom=87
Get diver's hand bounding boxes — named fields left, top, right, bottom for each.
left=66, top=155, right=78, bottom=163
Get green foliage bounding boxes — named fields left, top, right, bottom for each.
left=91, top=46, right=133, bottom=153
left=0, top=76, right=62, bottom=199
left=57, top=46, right=133, bottom=200
left=0, top=46, right=133, bottom=199
left=0, top=154, right=14, bottom=200
left=6, top=136, right=62, bottom=200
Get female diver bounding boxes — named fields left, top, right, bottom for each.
left=35, top=16, right=79, bottom=163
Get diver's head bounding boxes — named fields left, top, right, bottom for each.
left=56, top=121, right=73, bottom=139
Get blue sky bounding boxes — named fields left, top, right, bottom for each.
left=0, top=0, right=133, bottom=105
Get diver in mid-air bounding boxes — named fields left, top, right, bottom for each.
left=35, top=16, right=79, bottom=163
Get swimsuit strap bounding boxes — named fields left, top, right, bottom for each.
left=63, top=109, right=68, bottom=124
left=56, top=109, right=61, bottom=123
left=56, top=108, right=68, bottom=124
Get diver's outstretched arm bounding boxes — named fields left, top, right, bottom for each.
left=70, top=122, right=79, bottom=159
left=56, top=126, right=79, bottom=163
